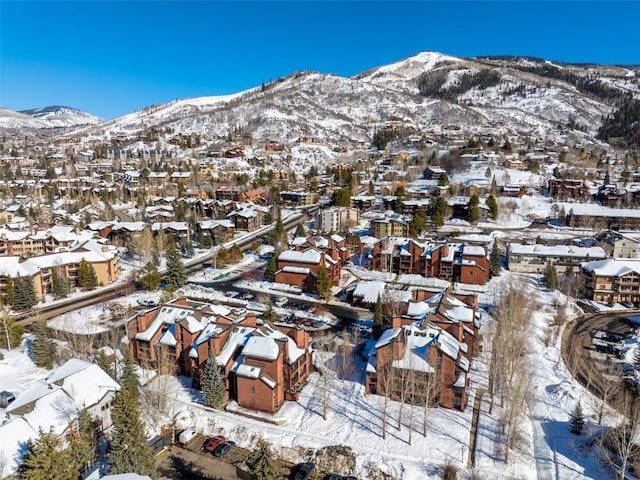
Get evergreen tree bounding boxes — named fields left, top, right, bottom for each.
left=467, top=194, right=480, bottom=223
left=2, top=275, right=14, bottom=306
left=68, top=410, right=97, bottom=477
left=569, top=401, right=585, bottom=435
left=97, top=350, right=116, bottom=380
left=409, top=209, right=428, bottom=237
left=431, top=197, right=448, bottom=228
left=394, top=185, right=407, bottom=213
left=32, top=321, right=53, bottom=369
left=52, top=271, right=70, bottom=299
left=164, top=242, right=186, bottom=292
left=486, top=194, right=499, bottom=219
left=294, top=223, right=306, bottom=238
left=138, top=262, right=162, bottom=291
left=544, top=261, right=558, bottom=290
left=247, top=439, right=282, bottom=480
left=315, top=265, right=332, bottom=300
left=331, top=188, right=351, bottom=207
left=489, top=242, right=501, bottom=277
left=373, top=294, right=384, bottom=339
left=78, top=259, right=98, bottom=290
left=202, top=351, right=226, bottom=409
left=536, top=235, right=544, bottom=245
left=490, top=176, right=498, bottom=196
left=11, top=275, right=37, bottom=311
left=263, top=304, right=278, bottom=324
left=265, top=253, right=278, bottom=281
left=20, top=428, right=77, bottom=480
left=109, top=354, right=157, bottom=478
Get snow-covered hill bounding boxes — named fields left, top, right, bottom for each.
left=11, top=51, right=640, bottom=147
left=0, top=105, right=102, bottom=130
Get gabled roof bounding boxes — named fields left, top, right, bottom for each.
left=242, top=336, right=280, bottom=361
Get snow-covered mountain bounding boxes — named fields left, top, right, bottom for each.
left=11, top=52, right=640, bottom=147
left=0, top=105, right=102, bottom=130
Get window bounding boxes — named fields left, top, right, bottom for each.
left=250, top=386, right=255, bottom=393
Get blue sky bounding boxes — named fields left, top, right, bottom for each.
left=1, top=1, right=638, bottom=119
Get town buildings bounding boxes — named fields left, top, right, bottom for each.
left=126, top=298, right=314, bottom=414
left=581, top=258, right=640, bottom=305
left=507, top=243, right=607, bottom=274
left=365, top=291, right=478, bottom=411
left=370, top=237, right=489, bottom=285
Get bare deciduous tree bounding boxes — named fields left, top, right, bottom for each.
left=600, top=390, right=640, bottom=480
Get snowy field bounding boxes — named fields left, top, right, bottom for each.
left=0, top=269, right=633, bottom=479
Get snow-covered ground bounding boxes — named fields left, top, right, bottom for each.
left=0, top=271, right=631, bottom=479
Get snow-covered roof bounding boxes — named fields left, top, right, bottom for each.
left=46, top=359, right=120, bottom=408
left=406, top=301, right=433, bottom=318
left=280, top=265, right=311, bottom=275
left=214, top=326, right=255, bottom=365
left=463, top=245, right=485, bottom=257
left=278, top=249, right=322, bottom=264
left=581, top=258, right=640, bottom=277
left=352, top=280, right=386, bottom=303
left=375, top=328, right=402, bottom=348
left=242, top=336, right=280, bottom=361
left=392, top=325, right=436, bottom=373
left=0, top=417, right=38, bottom=478
left=259, top=324, right=306, bottom=364
left=508, top=243, right=606, bottom=259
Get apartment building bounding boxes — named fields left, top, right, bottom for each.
left=507, top=243, right=606, bottom=274
left=126, top=299, right=313, bottom=413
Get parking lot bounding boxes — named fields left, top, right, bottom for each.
left=157, top=433, right=308, bottom=480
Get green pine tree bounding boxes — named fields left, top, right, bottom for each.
left=247, top=439, right=282, bottom=480
left=467, top=194, right=480, bottom=223
left=164, top=242, right=186, bottom=292
left=294, top=223, right=306, bottom=238
left=202, top=350, right=226, bottom=409
left=315, top=265, right=332, bottom=300
left=263, top=304, right=278, bottom=324
left=78, top=259, right=98, bottom=290
left=11, top=275, right=37, bottom=311
left=544, top=261, right=557, bottom=290
left=409, top=209, right=428, bottom=237
left=489, top=242, right=501, bottom=277
left=32, top=321, right=53, bottom=369
left=486, top=194, right=499, bottom=219
left=373, top=294, right=384, bottom=339
left=569, top=401, right=585, bottom=435
left=108, top=355, right=157, bottom=478
left=52, top=271, right=70, bottom=299
left=20, top=428, right=77, bottom=480
left=265, top=253, right=278, bottom=281
left=67, top=410, right=97, bottom=477
left=138, top=262, right=162, bottom=291
left=97, top=350, right=116, bottom=380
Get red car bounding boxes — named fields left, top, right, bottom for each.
left=203, top=435, right=226, bottom=453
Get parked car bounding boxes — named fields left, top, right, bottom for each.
left=294, top=462, right=316, bottom=480
left=213, top=440, right=236, bottom=458
left=203, top=435, right=226, bottom=453
left=178, top=428, right=197, bottom=445
left=0, top=391, right=16, bottom=408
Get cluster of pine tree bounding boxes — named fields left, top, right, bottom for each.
left=19, top=410, right=97, bottom=480
left=512, top=64, right=629, bottom=102
left=417, top=68, right=501, bottom=101
left=597, top=98, right=640, bottom=148
left=108, top=354, right=158, bottom=478
left=8, top=276, right=38, bottom=311
left=372, top=128, right=398, bottom=150
left=32, top=321, right=54, bottom=369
